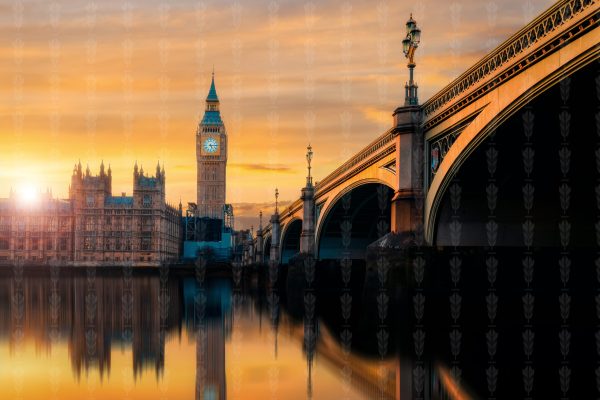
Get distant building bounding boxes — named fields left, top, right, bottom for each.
left=70, top=161, right=181, bottom=266
left=0, top=162, right=181, bottom=266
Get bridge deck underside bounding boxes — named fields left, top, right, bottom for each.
left=434, top=61, right=598, bottom=247
left=318, top=184, right=393, bottom=260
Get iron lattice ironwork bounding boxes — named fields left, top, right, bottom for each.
left=422, top=0, right=596, bottom=120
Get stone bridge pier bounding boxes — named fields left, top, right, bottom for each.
left=389, top=105, right=423, bottom=239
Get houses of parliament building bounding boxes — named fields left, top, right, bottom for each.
left=0, top=74, right=232, bottom=267
left=0, top=161, right=182, bottom=266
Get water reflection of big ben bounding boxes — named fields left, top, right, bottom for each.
left=194, top=279, right=231, bottom=400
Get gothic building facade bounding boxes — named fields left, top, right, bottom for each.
left=196, top=73, right=228, bottom=219
left=0, top=162, right=182, bottom=266
left=0, top=191, right=74, bottom=264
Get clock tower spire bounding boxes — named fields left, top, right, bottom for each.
left=197, top=71, right=227, bottom=218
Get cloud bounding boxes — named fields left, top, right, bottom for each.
left=360, top=106, right=392, bottom=125
left=230, top=200, right=294, bottom=230
left=231, top=201, right=293, bottom=215
left=229, top=163, right=292, bottom=173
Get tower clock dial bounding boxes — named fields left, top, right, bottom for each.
left=203, top=137, right=219, bottom=154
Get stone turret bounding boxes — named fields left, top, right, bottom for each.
left=133, top=161, right=166, bottom=208
left=69, top=162, right=112, bottom=208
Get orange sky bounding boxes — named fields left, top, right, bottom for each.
left=0, top=0, right=554, bottom=229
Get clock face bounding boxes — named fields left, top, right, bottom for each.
left=203, top=137, right=219, bottom=154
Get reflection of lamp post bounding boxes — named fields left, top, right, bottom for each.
left=402, top=14, right=421, bottom=106
left=306, top=144, right=313, bottom=186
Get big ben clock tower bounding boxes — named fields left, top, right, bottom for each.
left=197, top=72, right=227, bottom=218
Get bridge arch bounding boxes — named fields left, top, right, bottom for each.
left=424, top=28, right=599, bottom=242
left=316, top=180, right=394, bottom=260
left=280, top=218, right=302, bottom=264
left=432, top=60, right=598, bottom=246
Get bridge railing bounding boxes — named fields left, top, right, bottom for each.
left=422, top=0, right=596, bottom=120
left=315, top=128, right=397, bottom=190
left=271, top=128, right=397, bottom=222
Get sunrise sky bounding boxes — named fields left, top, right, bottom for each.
left=0, top=0, right=554, bottom=229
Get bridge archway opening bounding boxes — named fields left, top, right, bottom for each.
left=281, top=219, right=302, bottom=264
left=263, top=236, right=272, bottom=264
left=317, top=183, right=393, bottom=260
left=433, top=62, right=598, bottom=247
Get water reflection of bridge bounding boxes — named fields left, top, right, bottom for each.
left=282, top=314, right=399, bottom=400
left=189, top=278, right=400, bottom=400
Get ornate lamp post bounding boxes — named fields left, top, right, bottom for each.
left=402, top=14, right=421, bottom=106
left=274, top=188, right=279, bottom=214
left=300, top=144, right=316, bottom=255
left=306, top=144, right=313, bottom=186
left=390, top=14, right=422, bottom=239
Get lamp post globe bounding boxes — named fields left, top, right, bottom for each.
left=403, top=14, right=421, bottom=106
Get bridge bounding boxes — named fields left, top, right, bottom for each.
left=243, top=0, right=599, bottom=266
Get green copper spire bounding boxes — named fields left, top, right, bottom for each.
left=206, top=69, right=218, bottom=102
left=201, top=70, right=223, bottom=125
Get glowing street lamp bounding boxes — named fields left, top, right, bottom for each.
left=403, top=14, right=421, bottom=106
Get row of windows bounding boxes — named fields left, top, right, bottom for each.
left=0, top=237, right=69, bottom=251
left=0, top=218, right=71, bottom=230
left=83, top=216, right=155, bottom=228
left=80, top=255, right=155, bottom=262
left=0, top=216, right=70, bottom=222
left=0, top=255, right=70, bottom=262
left=83, top=226, right=155, bottom=233
left=83, top=238, right=152, bottom=251
left=102, top=208, right=169, bottom=215
left=88, top=196, right=154, bottom=208
left=89, top=210, right=158, bottom=217
left=83, top=230, right=154, bottom=238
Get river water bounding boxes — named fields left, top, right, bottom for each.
left=0, top=265, right=399, bottom=400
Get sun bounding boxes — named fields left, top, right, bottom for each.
left=17, top=184, right=40, bottom=205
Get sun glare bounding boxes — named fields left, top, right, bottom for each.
left=17, top=184, right=40, bottom=205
